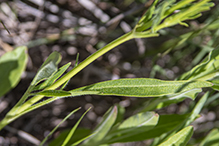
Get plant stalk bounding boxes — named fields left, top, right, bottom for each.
left=0, top=31, right=134, bottom=130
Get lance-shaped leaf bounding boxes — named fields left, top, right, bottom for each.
left=101, top=112, right=159, bottom=144
left=135, top=0, right=214, bottom=33
left=40, top=107, right=81, bottom=146
left=81, top=106, right=117, bottom=146
left=62, top=108, right=91, bottom=146
left=134, top=0, right=159, bottom=32
left=31, top=51, right=61, bottom=85
left=0, top=46, right=28, bottom=97
left=158, top=126, right=193, bottom=146
left=154, top=0, right=214, bottom=31
left=105, top=113, right=190, bottom=144
left=70, top=78, right=212, bottom=97
left=33, top=62, right=71, bottom=91
left=151, top=92, right=209, bottom=146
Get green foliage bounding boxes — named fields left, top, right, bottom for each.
left=36, top=79, right=212, bottom=98
left=81, top=106, right=117, bottom=146
left=33, top=62, right=71, bottom=91
left=40, top=107, right=81, bottom=146
left=62, top=108, right=91, bottom=146
left=0, top=46, right=28, bottom=97
left=0, top=0, right=218, bottom=146
left=70, top=78, right=212, bottom=97
left=101, top=111, right=159, bottom=144
left=31, top=51, right=61, bottom=86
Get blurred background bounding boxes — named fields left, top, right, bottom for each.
left=0, top=0, right=219, bottom=145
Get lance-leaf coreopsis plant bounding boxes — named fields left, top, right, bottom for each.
left=1, top=0, right=219, bottom=145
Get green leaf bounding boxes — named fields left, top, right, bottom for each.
left=200, top=128, right=219, bottom=146
left=102, top=112, right=159, bottom=144
left=40, top=107, right=81, bottom=146
left=158, top=126, right=193, bottom=146
left=62, top=107, right=91, bottom=146
left=150, top=92, right=209, bottom=146
left=135, top=0, right=159, bottom=32
left=141, top=88, right=201, bottom=112
left=81, top=106, right=117, bottom=146
left=135, top=0, right=214, bottom=33
left=118, top=112, right=158, bottom=129
left=70, top=78, right=212, bottom=97
left=151, top=0, right=176, bottom=32
left=31, top=51, right=61, bottom=85
left=33, top=62, right=71, bottom=91
left=105, top=113, right=189, bottom=143
left=178, top=47, right=219, bottom=81
left=0, top=46, right=28, bottom=97
left=155, top=0, right=214, bottom=31
left=165, top=0, right=196, bottom=15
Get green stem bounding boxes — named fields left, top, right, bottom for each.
left=0, top=32, right=134, bottom=130
left=18, top=32, right=133, bottom=109
left=50, top=32, right=134, bottom=89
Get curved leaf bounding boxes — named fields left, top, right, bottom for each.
left=105, top=113, right=190, bottom=143
left=81, top=106, right=117, bottom=146
left=0, top=46, right=28, bottom=97
left=40, top=107, right=81, bottom=146
left=31, top=51, right=61, bottom=85
left=102, top=112, right=159, bottom=144
left=33, top=62, right=71, bottom=91
left=62, top=108, right=90, bottom=146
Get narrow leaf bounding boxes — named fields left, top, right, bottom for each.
left=158, top=126, right=193, bottom=146
left=105, top=114, right=190, bottom=143
left=0, top=46, right=28, bottom=97
left=31, top=51, right=61, bottom=85
left=33, top=62, right=71, bottom=91
left=62, top=107, right=91, bottom=146
left=70, top=78, right=212, bottom=97
left=135, top=0, right=159, bottom=32
left=40, top=107, right=81, bottom=146
left=102, top=112, right=159, bottom=144
left=81, top=106, right=117, bottom=146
